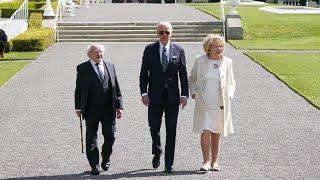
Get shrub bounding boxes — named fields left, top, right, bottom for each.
left=12, top=28, right=55, bottom=51
left=29, top=13, right=42, bottom=29
left=29, top=9, right=44, bottom=15
left=0, top=1, right=22, bottom=9
left=34, top=2, right=46, bottom=9
left=5, top=40, right=13, bottom=52
left=30, top=0, right=47, bottom=2
left=0, top=8, right=17, bottom=18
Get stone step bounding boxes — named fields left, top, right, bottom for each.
left=58, top=24, right=222, bottom=30
left=57, top=21, right=222, bottom=26
left=58, top=37, right=205, bottom=42
left=59, top=33, right=210, bottom=39
left=58, top=29, right=221, bottom=35
left=57, top=21, right=223, bottom=42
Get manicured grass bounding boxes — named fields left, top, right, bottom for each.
left=246, top=52, right=320, bottom=108
left=229, top=37, right=320, bottom=50
left=191, top=3, right=320, bottom=50
left=0, top=61, right=30, bottom=87
left=0, top=51, right=42, bottom=61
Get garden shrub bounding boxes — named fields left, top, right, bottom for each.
left=0, top=8, right=17, bottom=18
left=5, top=40, right=13, bottom=53
left=29, top=13, right=42, bottom=29
left=34, top=2, right=46, bottom=9
left=12, top=28, right=55, bottom=51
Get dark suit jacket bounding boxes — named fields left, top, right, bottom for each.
left=139, top=41, right=189, bottom=105
left=75, top=60, right=123, bottom=119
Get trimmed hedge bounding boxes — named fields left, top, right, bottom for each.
left=12, top=28, right=55, bottom=51
left=0, top=0, right=51, bottom=18
left=0, top=1, right=22, bottom=9
left=34, top=2, right=46, bottom=9
left=1, top=8, right=45, bottom=18
left=0, top=8, right=16, bottom=18
left=29, top=13, right=42, bottom=28
left=5, top=40, right=13, bottom=53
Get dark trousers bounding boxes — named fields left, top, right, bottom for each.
left=85, top=104, right=115, bottom=168
left=148, top=91, right=179, bottom=166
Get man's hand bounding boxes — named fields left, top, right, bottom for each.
left=75, top=110, right=81, bottom=117
left=180, top=97, right=187, bottom=109
left=116, top=108, right=123, bottom=119
left=141, top=95, right=150, bottom=107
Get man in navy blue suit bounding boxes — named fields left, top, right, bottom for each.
left=139, top=22, right=189, bottom=173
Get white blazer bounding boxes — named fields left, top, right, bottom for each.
left=189, top=55, right=236, bottom=137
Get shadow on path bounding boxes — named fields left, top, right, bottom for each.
left=7, top=169, right=202, bottom=179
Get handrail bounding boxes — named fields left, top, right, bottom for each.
left=55, top=0, right=62, bottom=42
left=0, top=0, right=29, bottom=40
left=220, top=0, right=226, bottom=39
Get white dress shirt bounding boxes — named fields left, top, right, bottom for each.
left=159, top=41, right=170, bottom=63
left=90, top=59, right=105, bottom=78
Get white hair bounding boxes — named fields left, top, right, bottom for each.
left=86, top=43, right=105, bottom=59
left=157, top=22, right=172, bottom=32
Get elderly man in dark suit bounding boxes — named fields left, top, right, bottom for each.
left=139, top=22, right=188, bottom=173
left=75, top=43, right=123, bottom=175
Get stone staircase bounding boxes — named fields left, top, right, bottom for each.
left=57, top=21, right=223, bottom=42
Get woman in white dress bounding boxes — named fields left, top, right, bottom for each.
left=189, top=34, right=236, bottom=171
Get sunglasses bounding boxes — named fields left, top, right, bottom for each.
left=158, top=31, right=170, bottom=35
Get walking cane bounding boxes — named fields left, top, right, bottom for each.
left=79, top=114, right=84, bottom=153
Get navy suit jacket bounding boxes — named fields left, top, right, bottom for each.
left=139, top=41, right=189, bottom=105
left=75, top=60, right=123, bottom=119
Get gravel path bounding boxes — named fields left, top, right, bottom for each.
left=0, top=42, right=319, bottom=179
left=0, top=3, right=319, bottom=179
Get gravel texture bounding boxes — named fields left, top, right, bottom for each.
left=0, top=42, right=319, bottom=179
left=1, top=3, right=319, bottom=179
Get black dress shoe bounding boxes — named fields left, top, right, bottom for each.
left=152, top=154, right=161, bottom=169
left=165, top=166, right=173, bottom=173
left=101, top=157, right=110, bottom=171
left=90, top=166, right=100, bottom=175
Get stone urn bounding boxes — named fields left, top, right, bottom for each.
left=227, top=0, right=240, bottom=15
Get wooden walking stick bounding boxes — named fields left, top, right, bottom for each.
left=79, top=114, right=84, bottom=153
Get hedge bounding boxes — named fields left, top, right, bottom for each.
left=0, top=1, right=51, bottom=18
left=29, top=13, right=42, bottom=29
left=0, top=8, right=17, bottom=18
left=34, top=2, right=46, bottom=9
left=0, top=1, right=22, bottom=9
left=12, top=28, right=55, bottom=51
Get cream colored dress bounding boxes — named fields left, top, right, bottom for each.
left=203, top=60, right=224, bottom=133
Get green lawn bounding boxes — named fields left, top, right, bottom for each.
left=0, top=52, right=42, bottom=61
left=0, top=61, right=30, bottom=87
left=191, top=3, right=320, bottom=50
left=246, top=52, right=320, bottom=108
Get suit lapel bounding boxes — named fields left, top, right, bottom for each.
left=155, top=41, right=163, bottom=73
left=104, top=60, right=115, bottom=87
left=86, top=60, right=102, bottom=84
left=169, top=42, right=174, bottom=63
